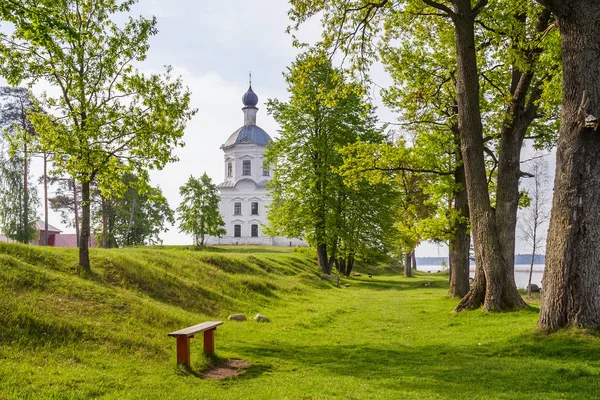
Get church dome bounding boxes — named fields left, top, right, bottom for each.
left=222, top=125, right=272, bottom=148
left=242, top=85, right=259, bottom=107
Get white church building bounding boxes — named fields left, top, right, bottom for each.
left=216, top=83, right=305, bottom=246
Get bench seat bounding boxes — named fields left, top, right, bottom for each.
left=168, top=321, right=223, bottom=338
left=168, top=321, right=223, bottom=366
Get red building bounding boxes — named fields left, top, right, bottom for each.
left=0, top=220, right=98, bottom=248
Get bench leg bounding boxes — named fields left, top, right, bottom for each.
left=176, top=336, right=191, bottom=366
left=203, top=328, right=216, bottom=355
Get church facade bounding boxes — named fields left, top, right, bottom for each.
left=216, top=84, right=305, bottom=246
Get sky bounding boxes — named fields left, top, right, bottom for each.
left=0, top=0, right=552, bottom=258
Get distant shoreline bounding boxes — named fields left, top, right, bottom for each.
left=416, top=254, right=545, bottom=266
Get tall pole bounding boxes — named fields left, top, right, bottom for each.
left=43, top=153, right=48, bottom=246
left=73, top=178, right=80, bottom=247
left=23, top=140, right=28, bottom=243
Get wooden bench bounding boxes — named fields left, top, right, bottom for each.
left=168, top=321, right=223, bottom=366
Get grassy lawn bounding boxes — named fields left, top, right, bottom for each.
left=0, top=244, right=598, bottom=399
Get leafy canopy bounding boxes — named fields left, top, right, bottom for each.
left=0, top=0, right=197, bottom=198
left=177, top=173, right=226, bottom=247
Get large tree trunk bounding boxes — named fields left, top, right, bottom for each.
left=317, top=243, right=331, bottom=274
left=451, top=0, right=525, bottom=312
left=346, top=256, right=354, bottom=276
left=411, top=250, right=417, bottom=270
left=449, top=136, right=471, bottom=298
left=404, top=252, right=412, bottom=277
left=79, top=179, right=91, bottom=271
left=449, top=165, right=471, bottom=297
left=495, top=10, right=550, bottom=283
left=538, top=1, right=600, bottom=331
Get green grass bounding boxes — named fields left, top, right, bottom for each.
left=0, top=243, right=598, bottom=399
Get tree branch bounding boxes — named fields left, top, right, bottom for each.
left=421, top=0, right=455, bottom=17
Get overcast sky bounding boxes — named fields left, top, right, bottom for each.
left=0, top=0, right=551, bottom=258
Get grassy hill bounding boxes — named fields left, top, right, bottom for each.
left=0, top=244, right=599, bottom=399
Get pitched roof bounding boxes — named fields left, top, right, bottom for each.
left=35, top=220, right=62, bottom=233
left=49, top=234, right=98, bottom=248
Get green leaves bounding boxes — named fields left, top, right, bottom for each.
left=0, top=0, right=197, bottom=196
left=177, top=173, right=226, bottom=247
left=266, top=51, right=396, bottom=264
left=0, top=0, right=196, bottom=266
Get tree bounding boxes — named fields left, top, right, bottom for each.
left=332, top=179, right=398, bottom=276
left=338, top=131, right=469, bottom=291
left=265, top=51, right=394, bottom=275
left=288, top=0, right=560, bottom=311
left=97, top=174, right=174, bottom=247
left=48, top=175, right=80, bottom=237
left=536, top=0, right=600, bottom=331
left=0, top=147, right=39, bottom=242
left=0, top=87, right=40, bottom=243
left=518, top=154, right=550, bottom=295
left=0, top=0, right=196, bottom=270
left=177, top=173, right=225, bottom=247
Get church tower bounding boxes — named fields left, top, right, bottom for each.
left=217, top=83, right=273, bottom=244
left=216, top=82, right=307, bottom=246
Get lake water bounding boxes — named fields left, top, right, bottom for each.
left=417, top=264, right=545, bottom=290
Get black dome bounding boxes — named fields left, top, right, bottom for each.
left=242, top=85, right=259, bottom=107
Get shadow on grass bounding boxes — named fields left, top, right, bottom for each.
left=236, top=339, right=600, bottom=398
left=350, top=276, right=450, bottom=292
left=175, top=357, right=272, bottom=381
left=153, top=245, right=296, bottom=254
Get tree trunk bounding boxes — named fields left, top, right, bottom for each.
left=73, top=178, right=80, bottom=247
left=336, top=258, right=347, bottom=275
left=411, top=250, right=417, bottom=270
left=404, top=252, right=412, bottom=277
left=495, top=9, right=549, bottom=284
left=101, top=196, right=106, bottom=248
left=125, top=197, right=136, bottom=246
left=317, top=243, right=331, bottom=274
left=527, top=249, right=535, bottom=296
left=538, top=0, right=600, bottom=331
left=449, top=150, right=471, bottom=298
left=79, top=179, right=91, bottom=271
left=451, top=0, right=525, bottom=312
left=22, top=141, right=28, bottom=243
left=346, top=257, right=354, bottom=276
left=43, top=153, right=48, bottom=246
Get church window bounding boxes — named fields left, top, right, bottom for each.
left=251, top=224, right=258, bottom=237
left=243, top=160, right=251, bottom=175
left=227, top=162, right=232, bottom=177
left=234, top=202, right=242, bottom=215
left=234, top=225, right=241, bottom=238
left=251, top=202, right=259, bottom=215
left=262, top=162, right=270, bottom=176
